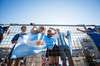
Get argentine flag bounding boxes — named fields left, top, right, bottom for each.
left=67, top=31, right=72, bottom=54
left=10, top=33, right=57, bottom=59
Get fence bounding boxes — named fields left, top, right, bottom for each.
left=0, top=24, right=100, bottom=66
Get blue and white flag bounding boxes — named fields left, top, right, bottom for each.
left=10, top=33, right=56, bottom=59
left=61, top=31, right=72, bottom=54
left=67, top=31, right=72, bottom=54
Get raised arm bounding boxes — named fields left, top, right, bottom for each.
left=31, top=23, right=38, bottom=33
left=11, top=34, right=19, bottom=44
left=49, top=27, right=57, bottom=35
left=65, top=33, right=69, bottom=39
left=77, top=28, right=87, bottom=33
left=49, top=27, right=56, bottom=31
left=12, top=40, right=17, bottom=44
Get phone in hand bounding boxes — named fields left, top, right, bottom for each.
left=30, top=23, right=32, bottom=25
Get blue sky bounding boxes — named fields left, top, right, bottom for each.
left=0, top=0, right=100, bottom=25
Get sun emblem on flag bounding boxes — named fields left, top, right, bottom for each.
left=36, top=40, right=44, bottom=46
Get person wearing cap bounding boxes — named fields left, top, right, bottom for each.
left=8, top=26, right=27, bottom=66
left=49, top=28, right=74, bottom=66
left=46, top=28, right=60, bottom=66
left=77, top=28, right=100, bottom=52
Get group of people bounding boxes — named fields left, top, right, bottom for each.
left=45, top=27, right=74, bottom=66
left=0, top=56, right=26, bottom=66
left=77, top=28, right=100, bottom=66
left=0, top=24, right=100, bottom=66
left=77, top=28, right=100, bottom=52
left=7, top=23, right=74, bottom=66
left=0, top=57, right=8, bottom=66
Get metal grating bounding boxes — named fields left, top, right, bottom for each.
left=0, top=24, right=100, bottom=66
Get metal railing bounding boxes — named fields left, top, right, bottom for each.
left=0, top=24, right=100, bottom=66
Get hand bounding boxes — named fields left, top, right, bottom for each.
left=32, top=23, right=35, bottom=27
left=67, top=33, right=69, bottom=35
left=12, top=40, right=17, bottom=44
left=19, top=33, right=22, bottom=35
left=19, top=32, right=24, bottom=35
left=77, top=28, right=80, bottom=31
left=49, top=27, right=52, bottom=29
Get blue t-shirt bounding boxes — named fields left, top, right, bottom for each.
left=11, top=33, right=26, bottom=42
left=0, top=27, right=3, bottom=35
left=87, top=30, right=100, bottom=47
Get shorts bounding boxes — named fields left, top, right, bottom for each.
left=46, top=44, right=60, bottom=57
left=59, top=45, right=71, bottom=60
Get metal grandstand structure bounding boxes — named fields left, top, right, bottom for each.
left=0, top=24, right=100, bottom=66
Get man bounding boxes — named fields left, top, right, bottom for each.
left=51, top=28, right=74, bottom=66
left=77, top=28, right=100, bottom=66
left=8, top=26, right=27, bottom=66
left=25, top=23, right=46, bottom=66
left=77, top=28, right=100, bottom=52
